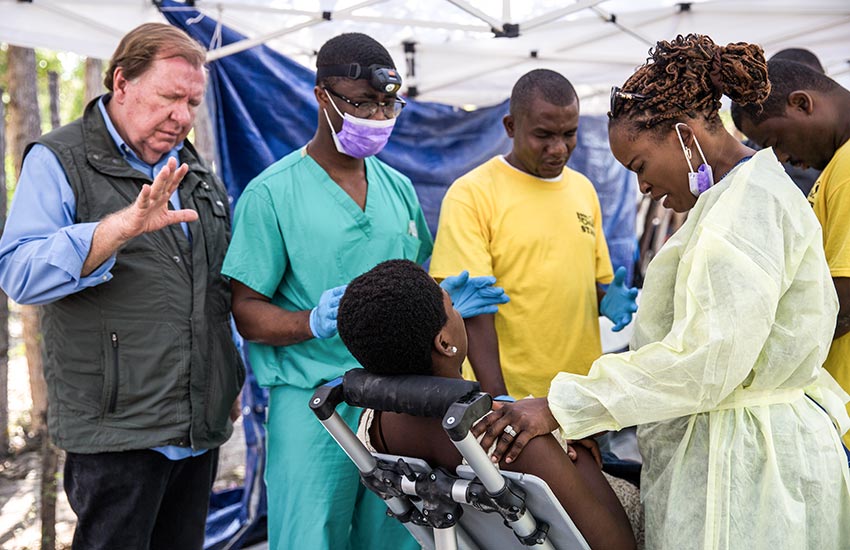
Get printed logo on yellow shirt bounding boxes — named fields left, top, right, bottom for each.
left=576, top=212, right=596, bottom=236
left=808, top=178, right=821, bottom=208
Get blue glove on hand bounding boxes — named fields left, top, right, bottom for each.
left=309, top=284, right=347, bottom=339
left=493, top=394, right=516, bottom=403
left=599, top=266, right=638, bottom=332
left=440, top=270, right=510, bottom=319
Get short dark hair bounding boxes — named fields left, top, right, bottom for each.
left=315, top=32, right=395, bottom=87
left=105, top=23, right=206, bottom=91
left=338, top=260, right=447, bottom=376
left=731, top=59, right=840, bottom=128
left=509, top=69, right=577, bottom=118
left=770, top=48, right=824, bottom=74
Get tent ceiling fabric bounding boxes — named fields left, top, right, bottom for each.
left=2, top=0, right=849, bottom=111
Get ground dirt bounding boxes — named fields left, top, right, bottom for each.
left=0, top=308, right=248, bottom=549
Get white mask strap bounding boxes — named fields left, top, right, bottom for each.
left=674, top=123, right=696, bottom=172
left=674, top=122, right=709, bottom=168
left=325, top=89, right=346, bottom=119
left=322, top=106, right=335, bottom=130
left=321, top=107, right=345, bottom=154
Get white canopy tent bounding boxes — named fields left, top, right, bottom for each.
left=2, top=0, right=849, bottom=112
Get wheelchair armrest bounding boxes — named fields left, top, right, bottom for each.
left=310, top=377, right=345, bottom=421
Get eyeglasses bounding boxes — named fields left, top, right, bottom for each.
left=324, top=87, right=406, bottom=119
left=609, top=86, right=648, bottom=118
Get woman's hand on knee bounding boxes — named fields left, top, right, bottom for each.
left=472, top=397, right=559, bottom=464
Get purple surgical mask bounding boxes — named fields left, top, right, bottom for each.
left=691, top=163, right=714, bottom=195
left=674, top=123, right=714, bottom=197
left=323, top=97, right=395, bottom=158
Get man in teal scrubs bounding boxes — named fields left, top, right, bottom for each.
left=223, top=33, right=507, bottom=549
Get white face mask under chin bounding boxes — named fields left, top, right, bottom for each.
left=675, top=123, right=714, bottom=197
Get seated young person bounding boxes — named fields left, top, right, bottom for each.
left=337, top=259, right=636, bottom=550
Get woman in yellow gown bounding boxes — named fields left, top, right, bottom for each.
left=475, top=34, right=850, bottom=549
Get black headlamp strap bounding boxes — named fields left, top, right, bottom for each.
left=316, top=63, right=403, bottom=94
left=316, top=63, right=365, bottom=80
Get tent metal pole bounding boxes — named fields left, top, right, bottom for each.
left=444, top=0, right=503, bottom=31
left=206, top=16, right=324, bottom=61
left=529, top=52, right=643, bottom=66
left=550, top=10, right=673, bottom=54
left=416, top=56, right=529, bottom=96
left=410, top=39, right=642, bottom=66
left=590, top=6, right=654, bottom=46
left=192, top=2, right=316, bottom=17
left=761, top=16, right=850, bottom=48
left=688, top=5, right=849, bottom=17
left=206, top=11, right=317, bottom=56
left=205, top=0, right=389, bottom=61
left=344, top=15, right=489, bottom=32
left=35, top=1, right=126, bottom=38
left=520, top=0, right=608, bottom=32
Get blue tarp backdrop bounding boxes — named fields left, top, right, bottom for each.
left=161, top=2, right=636, bottom=548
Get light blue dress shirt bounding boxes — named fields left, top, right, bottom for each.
left=0, top=97, right=203, bottom=460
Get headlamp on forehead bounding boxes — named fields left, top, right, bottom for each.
left=316, top=63, right=403, bottom=94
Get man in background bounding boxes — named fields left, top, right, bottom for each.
left=430, top=69, right=637, bottom=399
left=732, top=59, right=850, bottom=445
left=743, top=47, right=825, bottom=196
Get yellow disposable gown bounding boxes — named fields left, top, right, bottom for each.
left=549, top=148, right=850, bottom=549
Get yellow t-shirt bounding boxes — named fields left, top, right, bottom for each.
left=430, top=156, right=614, bottom=398
left=809, top=139, right=850, bottom=445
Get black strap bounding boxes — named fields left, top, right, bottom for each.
left=316, top=63, right=365, bottom=80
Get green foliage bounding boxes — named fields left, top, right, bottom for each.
left=0, top=45, right=89, bottom=196
left=35, top=49, right=87, bottom=131
left=0, top=44, right=7, bottom=92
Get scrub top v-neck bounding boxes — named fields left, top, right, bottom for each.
left=222, top=147, right=433, bottom=389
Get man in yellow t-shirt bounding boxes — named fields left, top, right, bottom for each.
left=733, top=59, right=850, bottom=444
left=430, top=69, right=638, bottom=399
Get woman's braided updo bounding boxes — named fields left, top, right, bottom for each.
left=611, top=34, right=770, bottom=130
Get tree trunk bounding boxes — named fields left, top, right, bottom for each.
left=39, top=428, right=58, bottom=550
left=84, top=57, right=104, bottom=104
left=7, top=45, right=47, bottom=438
left=19, top=308, right=45, bottom=435
left=39, top=68, right=65, bottom=550
left=0, top=89, right=9, bottom=457
left=48, top=71, right=61, bottom=130
left=8, top=45, right=56, bottom=550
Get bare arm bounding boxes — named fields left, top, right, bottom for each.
left=379, top=412, right=635, bottom=550
left=509, top=438, right=636, bottom=550
left=82, top=157, right=197, bottom=276
left=464, top=313, right=508, bottom=396
left=230, top=279, right=313, bottom=346
left=834, top=277, right=850, bottom=339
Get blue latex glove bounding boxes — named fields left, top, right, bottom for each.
left=599, top=266, right=638, bottom=332
left=440, top=270, right=510, bottom=319
left=309, top=284, right=347, bottom=339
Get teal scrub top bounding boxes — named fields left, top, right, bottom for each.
left=222, top=148, right=433, bottom=389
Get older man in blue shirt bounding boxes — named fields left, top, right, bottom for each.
left=0, top=23, right=243, bottom=550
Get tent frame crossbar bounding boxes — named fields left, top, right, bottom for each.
left=203, top=0, right=388, bottom=61
left=35, top=0, right=128, bottom=38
